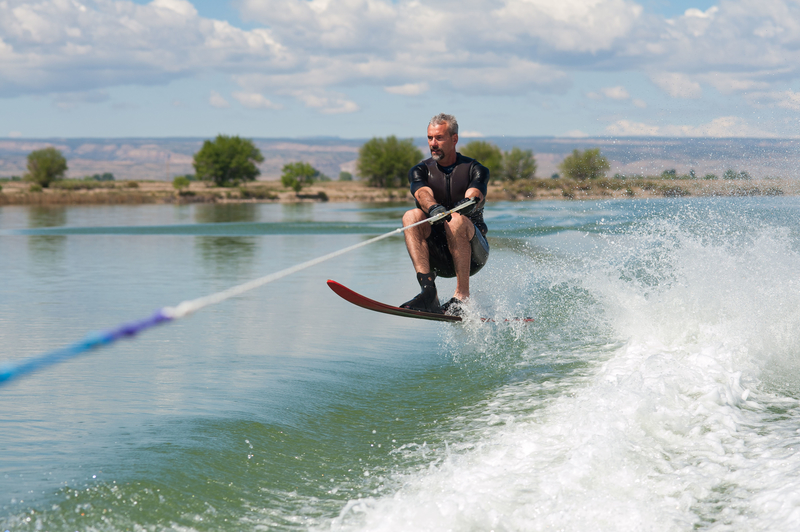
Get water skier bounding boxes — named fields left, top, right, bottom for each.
left=400, top=113, right=491, bottom=316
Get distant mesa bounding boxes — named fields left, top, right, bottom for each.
left=1, top=136, right=798, bottom=181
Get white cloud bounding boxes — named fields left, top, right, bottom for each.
left=602, top=86, right=630, bottom=100
left=588, top=85, right=631, bottom=101
left=232, top=91, right=282, bottom=109
left=490, top=0, right=644, bottom=53
left=292, top=90, right=359, bottom=114
left=8, top=131, right=22, bottom=138
left=605, top=120, right=661, bottom=136
left=650, top=72, right=702, bottom=99
left=208, top=91, right=230, bottom=108
left=605, top=116, right=776, bottom=137
left=384, top=82, right=429, bottom=96
left=459, top=130, right=484, bottom=138
left=150, top=0, right=198, bottom=17
left=4, top=0, right=800, bottom=125
left=745, top=90, right=800, bottom=110
left=683, top=7, right=719, bottom=19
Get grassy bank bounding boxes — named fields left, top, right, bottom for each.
left=0, top=177, right=797, bottom=206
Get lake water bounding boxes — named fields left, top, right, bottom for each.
left=2, top=197, right=800, bottom=531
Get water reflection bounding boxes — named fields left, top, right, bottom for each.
left=27, top=206, right=67, bottom=262
left=192, top=204, right=260, bottom=275
left=194, top=203, right=259, bottom=224
left=196, top=236, right=257, bottom=276
left=280, top=203, right=314, bottom=222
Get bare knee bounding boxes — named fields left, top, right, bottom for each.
left=403, top=208, right=427, bottom=227
left=445, top=213, right=475, bottom=241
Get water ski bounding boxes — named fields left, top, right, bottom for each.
left=326, top=280, right=533, bottom=323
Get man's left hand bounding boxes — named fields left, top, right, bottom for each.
left=453, top=197, right=478, bottom=216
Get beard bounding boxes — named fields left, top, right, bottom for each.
left=431, top=149, right=444, bottom=161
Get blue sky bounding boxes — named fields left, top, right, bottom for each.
left=1, top=0, right=797, bottom=139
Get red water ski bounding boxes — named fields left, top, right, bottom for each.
left=326, top=280, right=534, bottom=323
left=327, top=280, right=462, bottom=322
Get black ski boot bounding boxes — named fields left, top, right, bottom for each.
left=400, top=272, right=442, bottom=313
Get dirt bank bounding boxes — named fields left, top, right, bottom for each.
left=0, top=177, right=796, bottom=206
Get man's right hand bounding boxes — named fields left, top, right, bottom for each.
left=428, top=204, right=451, bottom=225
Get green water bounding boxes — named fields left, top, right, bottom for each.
left=4, top=198, right=800, bottom=531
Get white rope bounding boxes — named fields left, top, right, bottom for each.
left=161, top=199, right=476, bottom=319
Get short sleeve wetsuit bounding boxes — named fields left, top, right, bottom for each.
left=407, top=154, right=491, bottom=278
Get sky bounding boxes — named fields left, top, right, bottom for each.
left=1, top=0, right=799, bottom=139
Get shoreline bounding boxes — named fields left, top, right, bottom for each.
left=0, top=177, right=796, bottom=206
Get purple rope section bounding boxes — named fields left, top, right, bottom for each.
left=0, top=309, right=173, bottom=386
left=0, top=199, right=477, bottom=389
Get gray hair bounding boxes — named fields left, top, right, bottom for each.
left=429, top=113, right=458, bottom=136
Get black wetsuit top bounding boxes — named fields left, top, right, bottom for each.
left=408, top=154, right=490, bottom=235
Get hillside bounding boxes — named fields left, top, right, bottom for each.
left=1, top=136, right=798, bottom=182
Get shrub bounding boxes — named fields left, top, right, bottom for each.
left=281, top=162, right=319, bottom=193
left=661, top=169, right=677, bottom=179
left=239, top=186, right=277, bottom=200
left=558, top=148, right=610, bottom=180
left=25, top=147, right=68, bottom=187
left=357, top=136, right=423, bottom=188
left=173, top=176, right=191, bottom=191
left=461, top=140, right=503, bottom=177
left=499, top=147, right=537, bottom=181
left=193, top=135, right=264, bottom=186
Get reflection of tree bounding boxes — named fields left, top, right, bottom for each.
left=196, top=236, right=257, bottom=276
left=280, top=202, right=313, bottom=222
left=27, top=206, right=67, bottom=262
left=193, top=205, right=261, bottom=276
left=194, top=203, right=258, bottom=224
left=29, top=205, right=67, bottom=228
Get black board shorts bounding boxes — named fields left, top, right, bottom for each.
left=426, top=224, right=490, bottom=278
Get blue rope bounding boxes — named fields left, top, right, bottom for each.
left=0, top=310, right=172, bottom=386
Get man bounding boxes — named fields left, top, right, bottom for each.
left=400, top=113, right=490, bottom=315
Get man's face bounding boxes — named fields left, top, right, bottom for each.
left=427, top=123, right=458, bottom=163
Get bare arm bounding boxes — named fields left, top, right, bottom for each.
left=465, top=187, right=484, bottom=203
left=413, top=187, right=438, bottom=213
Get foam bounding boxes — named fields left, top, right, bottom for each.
left=326, top=201, right=800, bottom=531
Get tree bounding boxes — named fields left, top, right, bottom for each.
left=461, top=140, right=502, bottom=177
left=500, top=147, right=537, bottom=181
left=357, top=136, right=422, bottom=188
left=281, top=161, right=319, bottom=193
left=173, top=175, right=191, bottom=191
left=25, top=147, right=68, bottom=188
left=558, top=148, right=610, bottom=180
left=193, top=135, right=264, bottom=186
left=338, top=171, right=353, bottom=181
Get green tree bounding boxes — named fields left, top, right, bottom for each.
left=357, top=136, right=422, bottom=188
left=338, top=171, right=353, bottom=181
left=281, top=161, right=319, bottom=193
left=723, top=169, right=751, bottom=180
left=500, top=147, right=537, bottom=181
left=25, top=147, right=68, bottom=188
left=461, top=140, right=502, bottom=177
left=558, top=148, right=610, bottom=180
left=193, top=135, right=264, bottom=186
left=173, top=175, right=191, bottom=191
